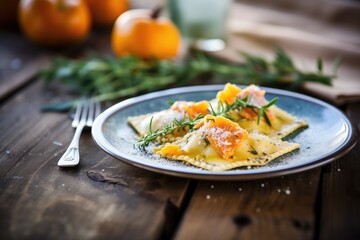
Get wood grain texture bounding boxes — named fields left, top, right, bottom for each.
left=0, top=54, right=51, bottom=101
left=0, top=29, right=112, bottom=102
left=318, top=103, right=360, bottom=240
left=0, top=30, right=51, bottom=101
left=175, top=171, right=320, bottom=240
left=0, top=80, right=190, bottom=240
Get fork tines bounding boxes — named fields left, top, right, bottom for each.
left=71, top=98, right=101, bottom=128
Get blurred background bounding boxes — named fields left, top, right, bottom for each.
left=1, top=0, right=359, bottom=104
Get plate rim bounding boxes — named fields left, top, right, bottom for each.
left=91, top=85, right=359, bottom=180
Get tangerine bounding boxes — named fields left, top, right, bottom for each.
left=18, top=0, right=91, bottom=47
left=86, top=0, right=129, bottom=26
left=111, top=8, right=181, bottom=59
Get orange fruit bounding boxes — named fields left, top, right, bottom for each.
left=111, top=8, right=181, bottom=59
left=18, top=0, right=91, bottom=47
left=86, top=0, right=129, bottom=26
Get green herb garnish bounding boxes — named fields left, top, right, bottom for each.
left=209, top=96, right=278, bottom=126
left=249, top=146, right=258, bottom=155
left=138, top=114, right=204, bottom=148
left=39, top=48, right=338, bottom=112
left=256, top=98, right=278, bottom=126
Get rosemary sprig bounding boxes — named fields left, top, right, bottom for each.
left=138, top=96, right=278, bottom=147
left=255, top=98, right=278, bottom=126
left=209, top=96, right=278, bottom=126
left=188, top=47, right=338, bottom=88
left=138, top=114, right=204, bottom=148
left=209, top=97, right=251, bottom=118
left=39, top=48, right=338, bottom=112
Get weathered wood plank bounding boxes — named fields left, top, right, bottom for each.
left=318, top=103, right=360, bottom=240
left=0, top=81, right=69, bottom=177
left=0, top=29, right=112, bottom=102
left=0, top=30, right=49, bottom=101
left=0, top=80, right=190, bottom=239
left=0, top=54, right=51, bottom=102
left=175, top=170, right=321, bottom=240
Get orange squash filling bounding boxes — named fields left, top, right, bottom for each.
left=171, top=100, right=209, bottom=119
left=216, top=83, right=242, bottom=104
left=196, top=115, right=249, bottom=159
left=157, top=145, right=182, bottom=156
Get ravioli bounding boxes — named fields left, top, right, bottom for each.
left=128, top=100, right=209, bottom=142
left=130, top=83, right=307, bottom=172
left=213, top=84, right=308, bottom=139
left=154, top=115, right=300, bottom=171
left=236, top=105, right=307, bottom=139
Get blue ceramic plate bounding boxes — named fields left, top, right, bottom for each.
left=91, top=85, right=358, bottom=180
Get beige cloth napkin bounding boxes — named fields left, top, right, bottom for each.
left=215, top=1, right=360, bottom=105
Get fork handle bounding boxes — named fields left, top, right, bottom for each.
left=57, top=123, right=85, bottom=167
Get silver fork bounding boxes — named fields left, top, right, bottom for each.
left=58, top=99, right=101, bottom=167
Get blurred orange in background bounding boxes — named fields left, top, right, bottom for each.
left=86, top=0, right=129, bottom=26
left=16, top=0, right=181, bottom=57
left=18, top=0, right=91, bottom=47
left=111, top=8, right=181, bottom=59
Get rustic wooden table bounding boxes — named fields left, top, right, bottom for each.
left=1, top=28, right=359, bottom=240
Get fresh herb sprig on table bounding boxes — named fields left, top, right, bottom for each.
left=138, top=96, right=278, bottom=148
left=40, top=56, right=185, bottom=111
left=39, top=48, right=339, bottom=112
